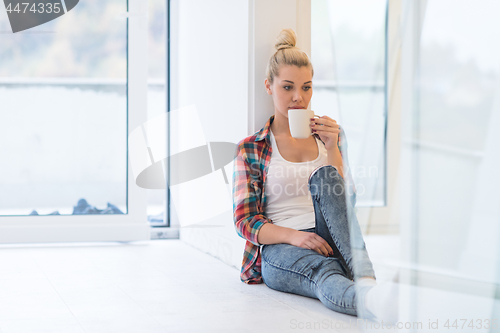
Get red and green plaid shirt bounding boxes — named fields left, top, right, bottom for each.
left=232, top=114, right=356, bottom=284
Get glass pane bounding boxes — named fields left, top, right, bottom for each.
left=311, top=0, right=387, bottom=207
left=0, top=0, right=128, bottom=216
left=418, top=0, right=500, bottom=276
left=403, top=0, right=500, bottom=323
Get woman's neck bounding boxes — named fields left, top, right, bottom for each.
left=271, top=111, right=292, bottom=138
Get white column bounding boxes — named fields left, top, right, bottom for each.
left=248, top=0, right=311, bottom=133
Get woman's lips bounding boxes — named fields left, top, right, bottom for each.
left=289, top=106, right=304, bottom=109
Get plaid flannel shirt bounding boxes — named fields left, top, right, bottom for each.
left=232, top=114, right=356, bottom=284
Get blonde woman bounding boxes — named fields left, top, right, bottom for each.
left=232, top=29, right=397, bottom=322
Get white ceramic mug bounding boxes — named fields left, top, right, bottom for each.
left=288, top=109, right=320, bottom=139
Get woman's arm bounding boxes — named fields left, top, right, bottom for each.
left=232, top=143, right=333, bottom=257
left=326, top=145, right=344, bottom=179
left=257, top=223, right=334, bottom=257
left=312, top=118, right=356, bottom=206
left=311, top=116, right=344, bottom=178
left=232, top=143, right=272, bottom=246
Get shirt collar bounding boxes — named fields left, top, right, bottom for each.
left=254, top=114, right=324, bottom=145
left=255, top=114, right=275, bottom=142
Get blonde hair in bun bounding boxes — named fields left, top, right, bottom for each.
left=266, top=28, right=313, bottom=83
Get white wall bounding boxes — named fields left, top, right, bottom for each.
left=170, top=0, right=249, bottom=268
left=250, top=0, right=311, bottom=133
left=170, top=0, right=249, bottom=144
left=173, top=0, right=311, bottom=269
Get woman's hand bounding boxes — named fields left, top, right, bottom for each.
left=310, top=116, right=340, bottom=151
left=290, top=230, right=334, bottom=257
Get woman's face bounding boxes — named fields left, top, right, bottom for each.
left=265, top=65, right=313, bottom=119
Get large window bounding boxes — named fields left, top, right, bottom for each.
left=0, top=0, right=149, bottom=243
left=311, top=0, right=387, bottom=207
left=0, top=0, right=128, bottom=216
left=415, top=0, right=499, bottom=274
left=400, top=0, right=500, bottom=323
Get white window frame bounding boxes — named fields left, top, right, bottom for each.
left=0, top=0, right=149, bottom=244
left=355, top=0, right=402, bottom=235
left=248, top=0, right=398, bottom=235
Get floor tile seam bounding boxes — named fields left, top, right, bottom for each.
left=32, top=256, right=90, bottom=333
left=114, top=275, right=169, bottom=328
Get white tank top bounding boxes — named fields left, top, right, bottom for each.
left=264, top=129, right=328, bottom=230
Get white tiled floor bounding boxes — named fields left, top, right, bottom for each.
left=0, top=239, right=397, bottom=333
left=3, top=236, right=492, bottom=333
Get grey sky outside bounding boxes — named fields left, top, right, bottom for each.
left=4, top=0, right=79, bottom=33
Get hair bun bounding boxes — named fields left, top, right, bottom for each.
left=275, top=28, right=297, bottom=51
left=266, top=28, right=313, bottom=83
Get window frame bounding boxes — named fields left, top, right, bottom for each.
left=355, top=0, right=400, bottom=234
left=0, top=0, right=149, bottom=243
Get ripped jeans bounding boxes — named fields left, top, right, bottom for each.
left=261, top=165, right=376, bottom=317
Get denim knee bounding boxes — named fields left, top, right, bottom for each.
left=308, top=165, right=345, bottom=197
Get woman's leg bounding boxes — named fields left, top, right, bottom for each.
left=261, top=238, right=370, bottom=317
left=308, top=165, right=376, bottom=281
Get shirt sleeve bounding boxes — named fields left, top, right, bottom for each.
left=338, top=126, right=357, bottom=207
left=232, top=144, right=271, bottom=246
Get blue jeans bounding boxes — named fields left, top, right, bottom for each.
left=261, top=165, right=376, bottom=317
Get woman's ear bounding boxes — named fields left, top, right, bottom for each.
left=264, top=78, right=272, bottom=95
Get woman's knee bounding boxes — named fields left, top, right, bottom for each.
left=308, top=167, right=346, bottom=198
left=261, top=243, right=300, bottom=267
left=262, top=255, right=318, bottom=299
